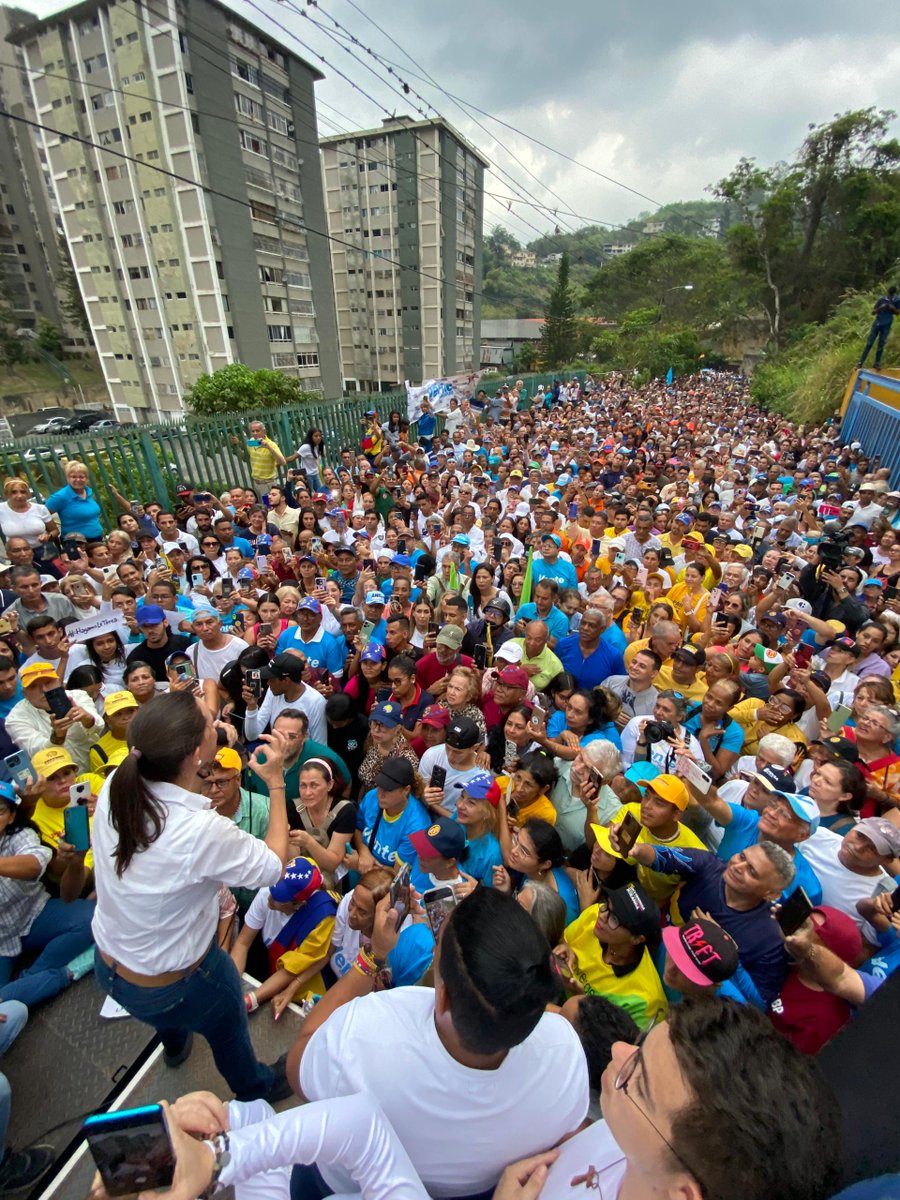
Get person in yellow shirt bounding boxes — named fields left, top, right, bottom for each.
left=655, top=644, right=708, bottom=704
left=606, top=774, right=706, bottom=901
left=666, top=562, right=710, bottom=634
left=731, top=690, right=808, bottom=755
left=561, top=882, right=667, bottom=1029
left=88, top=688, right=138, bottom=773
left=29, top=746, right=95, bottom=876
left=242, top=419, right=286, bottom=495
left=497, top=752, right=558, bottom=827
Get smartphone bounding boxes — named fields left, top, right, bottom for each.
left=259, top=622, right=273, bottom=638
left=777, top=886, right=814, bottom=936
left=677, top=756, right=712, bottom=795
left=826, top=703, right=853, bottom=733
left=153, top=555, right=168, bottom=572
left=531, top=703, right=547, bottom=729
left=777, top=572, right=795, bottom=590
left=63, top=540, right=81, bottom=561
left=793, top=642, right=813, bottom=668
left=191, top=572, right=205, bottom=588
left=430, top=765, right=447, bottom=791
left=44, top=686, right=72, bottom=720
left=0, top=617, right=10, bottom=636
left=247, top=668, right=264, bottom=699
left=568, top=502, right=578, bottom=520
left=83, top=1104, right=175, bottom=1198
left=414, top=560, right=429, bottom=582
left=64, top=801, right=91, bottom=852
left=427, top=620, right=439, bottom=638
left=491, top=538, right=503, bottom=561
left=891, top=885, right=900, bottom=913
left=315, top=576, right=327, bottom=591
left=173, top=661, right=194, bottom=682
left=472, top=642, right=488, bottom=670
left=710, top=585, right=728, bottom=611
left=886, top=586, right=899, bottom=602
left=389, top=861, right=412, bottom=931
left=256, top=555, right=268, bottom=572
left=3, top=750, right=36, bottom=789
left=423, top=884, right=457, bottom=937
left=397, top=538, right=407, bottom=554
left=631, top=606, right=644, bottom=624
left=359, top=620, right=375, bottom=647
left=570, top=610, right=583, bottom=632
left=506, top=793, right=520, bottom=818
left=375, top=686, right=392, bottom=703
left=617, top=810, right=643, bottom=856
left=221, top=579, right=234, bottom=598
left=614, top=551, right=626, bottom=566
left=363, top=557, right=376, bottom=572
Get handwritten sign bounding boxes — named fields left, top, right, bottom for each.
left=65, top=612, right=128, bottom=644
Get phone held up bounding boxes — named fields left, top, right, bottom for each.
left=82, top=1104, right=176, bottom=1198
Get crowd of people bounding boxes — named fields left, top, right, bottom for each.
left=0, top=370, right=898, bottom=1198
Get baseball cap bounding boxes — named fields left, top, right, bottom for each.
left=268, top=653, right=304, bottom=680
left=605, top=882, right=661, bottom=941
left=364, top=591, right=386, bottom=606
left=360, top=643, right=386, bottom=664
left=136, top=604, right=167, bottom=626
left=421, top=704, right=451, bottom=729
left=312, top=492, right=330, bottom=503
left=334, top=545, right=357, bottom=557
left=32, top=746, right=76, bottom=777
left=776, top=791, right=820, bottom=832
left=269, top=857, right=324, bottom=905
left=391, top=554, right=412, bottom=568
left=369, top=701, right=402, bottom=729
left=457, top=770, right=502, bottom=806
left=19, top=661, right=59, bottom=688
left=104, top=690, right=139, bottom=716
left=754, top=764, right=796, bottom=794
left=298, top=597, right=322, bottom=614
left=0, top=780, right=21, bottom=808
left=785, top=598, right=813, bottom=614
left=452, top=534, right=471, bottom=547
left=373, top=756, right=415, bottom=790
left=484, top=596, right=512, bottom=619
left=445, top=716, right=480, bottom=749
left=494, top=641, right=523, bottom=664
left=590, top=822, right=625, bottom=861
left=674, top=513, right=693, bottom=526
left=213, top=747, right=243, bottom=772
left=646, top=774, right=690, bottom=811
left=436, top=625, right=464, bottom=650
left=732, top=543, right=754, bottom=560
left=662, top=919, right=740, bottom=988
left=829, top=636, right=859, bottom=655
left=754, top=644, right=784, bottom=669
left=812, top=734, right=859, bottom=763
left=624, top=762, right=661, bottom=788
left=856, top=817, right=900, bottom=857
left=236, top=567, right=257, bottom=580
left=673, top=644, right=706, bottom=667
left=541, top=533, right=561, bottom=547
left=190, top=606, right=219, bottom=623
left=496, top=666, right=529, bottom=689
left=409, top=818, right=467, bottom=861
left=863, top=578, right=885, bottom=589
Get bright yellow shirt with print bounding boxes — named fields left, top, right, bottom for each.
left=731, top=698, right=807, bottom=755
left=32, top=792, right=95, bottom=872
left=607, top=802, right=706, bottom=901
left=497, top=776, right=557, bottom=827
left=564, top=904, right=667, bottom=1029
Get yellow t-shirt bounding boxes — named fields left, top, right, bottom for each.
left=666, top=582, right=710, bottom=630
left=731, top=698, right=807, bottom=755
left=247, top=437, right=283, bottom=481
left=32, top=792, right=95, bottom=871
left=653, top=664, right=707, bottom=704
left=277, top=912, right=336, bottom=1000
left=564, top=904, right=667, bottom=1029
left=497, top=777, right=558, bottom=827
left=608, top=802, right=706, bottom=901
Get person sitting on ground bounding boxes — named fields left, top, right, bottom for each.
left=231, top=857, right=339, bottom=1019
left=327, top=867, right=433, bottom=989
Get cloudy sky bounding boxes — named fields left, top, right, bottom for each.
left=8, top=0, right=900, bottom=244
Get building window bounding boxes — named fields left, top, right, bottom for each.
left=267, top=324, right=291, bottom=342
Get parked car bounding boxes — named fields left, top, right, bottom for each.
left=29, top=416, right=69, bottom=434
left=59, top=412, right=109, bottom=433
left=22, top=445, right=65, bottom=462
left=86, top=419, right=119, bottom=431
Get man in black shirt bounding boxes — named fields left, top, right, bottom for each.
left=125, top=604, right=191, bottom=680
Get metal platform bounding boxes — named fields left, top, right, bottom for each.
left=3, top=974, right=304, bottom=1200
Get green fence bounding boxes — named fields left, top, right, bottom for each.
left=0, top=369, right=588, bottom=530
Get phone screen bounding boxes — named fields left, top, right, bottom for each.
left=389, top=862, right=412, bottom=931
left=423, top=885, right=457, bottom=937
left=473, top=643, right=488, bottom=669
left=83, top=1104, right=175, bottom=1198
left=617, top=811, right=643, bottom=856
left=777, top=887, right=814, bottom=936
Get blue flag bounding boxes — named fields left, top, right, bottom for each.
left=666, top=367, right=674, bottom=386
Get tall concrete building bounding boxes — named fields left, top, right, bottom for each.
left=0, top=6, right=73, bottom=338
left=8, top=0, right=341, bottom=420
left=320, top=117, right=486, bottom=393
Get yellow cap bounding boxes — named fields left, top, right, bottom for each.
left=646, top=774, right=690, bottom=811
left=19, top=661, right=59, bottom=688
left=213, top=747, right=242, bottom=771
left=104, top=690, right=139, bottom=716
left=32, top=746, right=76, bottom=777
left=590, top=823, right=625, bottom=861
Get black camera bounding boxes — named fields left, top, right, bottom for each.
left=643, top=719, right=675, bottom=744
left=818, top=522, right=853, bottom=570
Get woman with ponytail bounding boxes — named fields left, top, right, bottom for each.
left=91, top=690, right=294, bottom=1101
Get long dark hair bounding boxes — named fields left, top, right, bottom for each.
left=109, top=692, right=208, bottom=876
left=303, top=428, right=324, bottom=459
left=86, top=630, right=126, bottom=670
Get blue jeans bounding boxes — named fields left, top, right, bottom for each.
left=94, top=941, right=273, bottom=1101
left=860, top=323, right=890, bottom=366
left=0, top=1000, right=28, bottom=1160
left=0, top=898, right=95, bottom=1008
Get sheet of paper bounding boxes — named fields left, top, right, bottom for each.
left=99, top=994, right=131, bottom=1020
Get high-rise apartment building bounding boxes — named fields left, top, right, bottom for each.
left=8, top=0, right=341, bottom=420
left=320, top=117, right=486, bottom=393
left=0, top=6, right=72, bottom=337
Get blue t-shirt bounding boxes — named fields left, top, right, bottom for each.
left=514, top=603, right=570, bottom=642
left=712, top=804, right=822, bottom=903
left=417, top=412, right=437, bottom=440
left=551, top=866, right=580, bottom=925
left=684, top=713, right=745, bottom=756
left=859, top=926, right=900, bottom=982
left=356, top=788, right=431, bottom=868
left=45, top=484, right=104, bottom=539
left=221, top=536, right=254, bottom=558
left=532, top=557, right=579, bottom=590
left=276, top=626, right=346, bottom=676
left=462, top=831, right=503, bottom=887
left=547, top=708, right=567, bottom=737
left=555, top=634, right=626, bottom=690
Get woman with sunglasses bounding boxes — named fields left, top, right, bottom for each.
left=198, top=535, right=226, bottom=573
left=186, top=555, right=219, bottom=606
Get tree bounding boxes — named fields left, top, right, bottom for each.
left=36, top=318, right=64, bottom=357
left=184, top=363, right=321, bottom=416
left=56, top=234, right=91, bottom=339
left=539, top=252, right=578, bottom=367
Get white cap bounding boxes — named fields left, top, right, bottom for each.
left=495, top=642, right=523, bottom=664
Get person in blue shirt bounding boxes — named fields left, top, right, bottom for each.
left=415, top=398, right=437, bottom=450
left=683, top=680, right=746, bottom=782
left=514, top=579, right=570, bottom=645
left=858, top=285, right=899, bottom=370
left=555, top=608, right=626, bottom=689
left=408, top=817, right=468, bottom=895
left=689, top=771, right=823, bottom=904
left=276, top=597, right=346, bottom=680
left=454, top=771, right=503, bottom=887
left=45, top=461, right=103, bottom=540
left=212, top=515, right=253, bottom=559
left=328, top=547, right=361, bottom=605
left=531, top=534, right=578, bottom=590
left=660, top=916, right=746, bottom=1004
left=353, top=756, right=430, bottom=871
left=858, top=891, right=900, bottom=984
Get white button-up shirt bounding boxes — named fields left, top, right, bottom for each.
left=91, top=777, right=282, bottom=973
left=6, top=688, right=102, bottom=773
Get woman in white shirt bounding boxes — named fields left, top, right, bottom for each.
left=0, top=478, right=57, bottom=549
left=91, top=690, right=293, bottom=1101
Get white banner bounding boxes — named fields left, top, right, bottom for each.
left=405, top=371, right=483, bottom=423
left=65, top=612, right=128, bottom=644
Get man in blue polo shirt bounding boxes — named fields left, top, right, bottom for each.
left=555, top=607, right=625, bottom=689
left=276, top=598, right=346, bottom=680
left=532, top=533, right=578, bottom=590
left=514, top=578, right=570, bottom=646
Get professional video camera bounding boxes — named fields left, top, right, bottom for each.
left=817, top=522, right=854, bottom=571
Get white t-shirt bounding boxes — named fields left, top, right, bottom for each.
left=0, top=500, right=52, bottom=547
left=798, top=827, right=894, bottom=943
left=541, top=1118, right=627, bottom=1200
left=299, top=987, right=589, bottom=1198
left=244, top=885, right=287, bottom=947
left=620, top=716, right=702, bottom=772
left=191, top=634, right=246, bottom=680
left=418, top=745, right=482, bottom=815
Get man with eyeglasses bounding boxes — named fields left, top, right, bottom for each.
left=199, top=746, right=270, bottom=913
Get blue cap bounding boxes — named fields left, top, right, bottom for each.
left=269, top=857, right=323, bottom=904
left=454, top=770, right=501, bottom=804
left=0, top=780, right=20, bottom=807
left=298, top=597, right=321, bottom=614
left=370, top=701, right=402, bottom=728
left=237, top=567, right=256, bottom=580
left=360, top=643, right=386, bottom=664
left=452, top=534, right=470, bottom=546
left=778, top=791, right=820, bottom=833
left=541, top=533, right=561, bottom=547
left=624, top=762, right=661, bottom=788
left=391, top=554, right=412, bottom=568
left=674, top=514, right=693, bottom=526
left=189, top=606, right=218, bottom=622
left=365, top=591, right=386, bottom=606
left=136, top=604, right=166, bottom=625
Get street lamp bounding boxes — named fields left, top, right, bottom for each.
left=655, top=284, right=694, bottom=324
